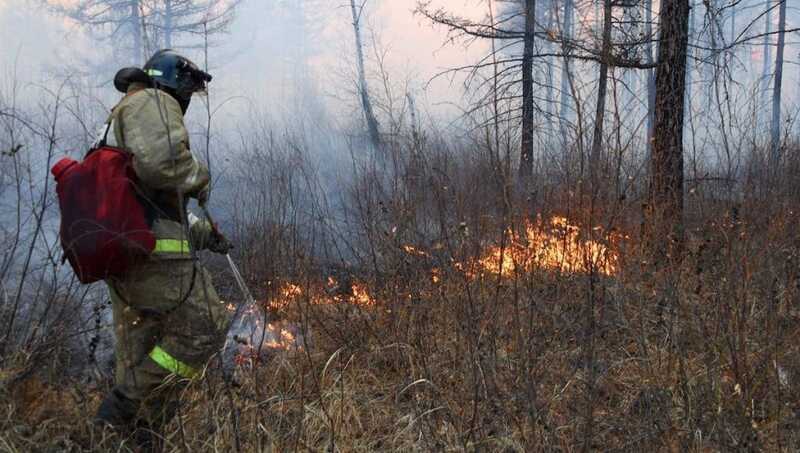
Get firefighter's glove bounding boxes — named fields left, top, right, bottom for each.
left=208, top=229, right=233, bottom=255
left=196, top=186, right=210, bottom=206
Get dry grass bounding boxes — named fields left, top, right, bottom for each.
left=2, top=139, right=800, bottom=452
left=2, top=202, right=799, bottom=452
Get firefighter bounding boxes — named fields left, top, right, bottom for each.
left=93, top=49, right=233, bottom=448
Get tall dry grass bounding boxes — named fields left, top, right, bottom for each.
left=1, top=128, right=799, bottom=452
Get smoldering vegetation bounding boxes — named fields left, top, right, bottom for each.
left=1, top=0, right=800, bottom=451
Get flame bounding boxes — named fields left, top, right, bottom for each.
left=232, top=279, right=378, bottom=359
left=231, top=215, right=621, bottom=362
left=402, top=244, right=429, bottom=257
left=282, top=283, right=303, bottom=298
left=262, top=323, right=296, bottom=349
left=270, top=278, right=377, bottom=309
left=350, top=283, right=374, bottom=306
left=233, top=322, right=299, bottom=366
left=477, top=216, right=619, bottom=276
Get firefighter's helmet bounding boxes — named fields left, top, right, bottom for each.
left=142, top=49, right=212, bottom=111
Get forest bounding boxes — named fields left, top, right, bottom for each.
left=1, top=0, right=800, bottom=451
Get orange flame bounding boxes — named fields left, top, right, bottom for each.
left=477, top=216, right=619, bottom=276
left=235, top=215, right=620, bottom=358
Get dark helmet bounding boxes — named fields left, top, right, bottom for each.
left=113, top=67, right=153, bottom=93
left=142, top=49, right=212, bottom=112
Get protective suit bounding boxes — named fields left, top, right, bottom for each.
left=94, top=80, right=232, bottom=443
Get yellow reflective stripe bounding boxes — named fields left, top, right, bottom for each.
left=154, top=239, right=190, bottom=254
left=148, top=345, right=198, bottom=378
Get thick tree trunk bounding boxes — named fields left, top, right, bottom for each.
left=589, top=0, right=612, bottom=174
left=519, top=0, right=536, bottom=178
left=771, top=0, right=786, bottom=159
left=350, top=0, right=381, bottom=153
left=559, top=0, right=574, bottom=145
left=647, top=0, right=689, bottom=257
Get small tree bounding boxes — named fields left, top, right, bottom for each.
left=349, top=0, right=382, bottom=154
left=770, top=0, right=787, bottom=161
left=519, top=0, right=536, bottom=178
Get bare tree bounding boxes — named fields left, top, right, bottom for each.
left=417, top=0, right=658, bottom=184
left=559, top=0, right=575, bottom=145
left=761, top=0, right=772, bottom=94
left=589, top=0, right=613, bottom=174
left=42, top=0, right=146, bottom=63
left=647, top=0, right=690, bottom=255
left=519, top=0, right=536, bottom=178
left=147, top=0, right=239, bottom=54
left=770, top=0, right=787, bottom=159
left=350, top=0, right=382, bottom=154
left=43, top=0, right=239, bottom=65
left=644, top=0, right=656, bottom=155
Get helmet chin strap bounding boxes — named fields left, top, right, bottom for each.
left=157, top=84, right=192, bottom=114
left=177, top=96, right=191, bottom=114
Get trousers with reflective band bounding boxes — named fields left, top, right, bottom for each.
left=148, top=345, right=198, bottom=378
left=154, top=239, right=190, bottom=254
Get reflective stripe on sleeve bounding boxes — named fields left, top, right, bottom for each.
left=154, top=239, right=190, bottom=254
left=148, top=345, right=198, bottom=378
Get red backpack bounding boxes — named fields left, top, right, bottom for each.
left=51, top=124, right=155, bottom=283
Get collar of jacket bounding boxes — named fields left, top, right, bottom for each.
left=125, top=82, right=149, bottom=96
left=105, top=82, right=149, bottom=124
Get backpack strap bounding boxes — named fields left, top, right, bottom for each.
left=98, top=121, right=112, bottom=148
left=87, top=116, right=115, bottom=158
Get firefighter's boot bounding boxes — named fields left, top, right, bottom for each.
left=94, top=388, right=138, bottom=430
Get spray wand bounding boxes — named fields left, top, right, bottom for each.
left=199, top=203, right=258, bottom=333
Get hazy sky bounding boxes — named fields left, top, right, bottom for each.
left=0, top=0, right=491, bottom=123
left=0, top=0, right=796, bottom=140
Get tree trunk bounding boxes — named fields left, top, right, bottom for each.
left=164, top=0, right=173, bottom=48
left=559, top=0, right=574, bottom=145
left=621, top=4, right=635, bottom=115
left=684, top=2, right=694, bottom=125
left=519, top=0, right=536, bottom=178
left=544, top=4, right=555, bottom=150
left=647, top=0, right=690, bottom=257
left=350, top=0, right=381, bottom=153
left=760, top=2, right=773, bottom=133
left=131, top=0, right=142, bottom=64
left=644, top=0, right=656, bottom=156
left=761, top=0, right=772, bottom=95
left=771, top=0, right=786, bottom=160
left=589, top=0, right=612, bottom=175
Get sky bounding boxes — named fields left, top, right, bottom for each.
left=0, top=0, right=797, bottom=149
left=0, top=0, right=491, bottom=124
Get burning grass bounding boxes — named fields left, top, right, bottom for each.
left=1, top=211, right=799, bottom=452
left=233, top=215, right=621, bottom=354
left=476, top=215, right=621, bottom=277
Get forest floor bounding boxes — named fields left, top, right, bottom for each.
left=1, top=200, right=800, bottom=452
